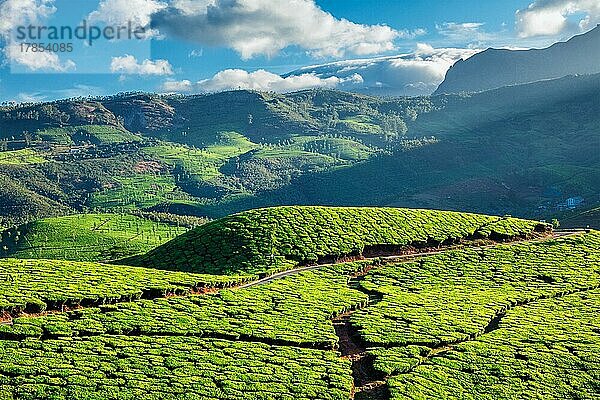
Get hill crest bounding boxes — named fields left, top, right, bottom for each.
left=127, top=206, right=547, bottom=276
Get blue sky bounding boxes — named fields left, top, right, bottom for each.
left=0, top=0, right=598, bottom=102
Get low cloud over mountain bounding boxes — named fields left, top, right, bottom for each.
left=283, top=44, right=479, bottom=96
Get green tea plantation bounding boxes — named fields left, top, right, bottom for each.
left=0, top=206, right=596, bottom=400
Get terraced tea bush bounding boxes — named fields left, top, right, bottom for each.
left=5, top=262, right=370, bottom=348
left=0, top=206, right=587, bottom=400
left=0, top=258, right=247, bottom=316
left=130, top=206, right=544, bottom=275
left=352, top=232, right=600, bottom=347
left=88, top=174, right=195, bottom=210
left=37, top=125, right=140, bottom=145
left=386, top=289, right=600, bottom=399
left=344, top=232, right=600, bottom=399
left=0, top=336, right=353, bottom=400
left=142, top=132, right=258, bottom=182
left=0, top=214, right=188, bottom=262
left=0, top=149, right=45, bottom=165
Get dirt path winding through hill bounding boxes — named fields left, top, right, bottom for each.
left=240, top=230, right=582, bottom=289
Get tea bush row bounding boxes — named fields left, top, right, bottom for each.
left=352, top=232, right=600, bottom=347
left=386, top=289, right=600, bottom=399
left=3, top=262, right=370, bottom=349
left=0, top=258, right=247, bottom=315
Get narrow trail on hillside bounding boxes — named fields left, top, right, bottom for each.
left=241, top=230, right=581, bottom=289
left=0, top=231, right=582, bottom=329
left=332, top=268, right=389, bottom=399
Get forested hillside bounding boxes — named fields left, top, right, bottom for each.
left=0, top=73, right=598, bottom=228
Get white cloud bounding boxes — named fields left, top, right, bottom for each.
left=5, top=42, right=76, bottom=71
left=0, top=0, right=76, bottom=71
left=110, top=55, right=174, bottom=75
left=516, top=0, right=600, bottom=38
left=0, top=0, right=55, bottom=35
left=285, top=44, right=480, bottom=96
left=160, top=44, right=478, bottom=97
left=89, top=0, right=166, bottom=27
left=15, top=92, right=46, bottom=103
left=162, top=79, right=194, bottom=92
left=16, top=84, right=103, bottom=103
left=161, top=70, right=364, bottom=94
left=436, top=22, right=486, bottom=40
left=153, top=0, right=417, bottom=59
left=435, top=22, right=509, bottom=49
left=188, top=49, right=204, bottom=58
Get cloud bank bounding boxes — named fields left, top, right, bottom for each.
left=283, top=44, right=480, bottom=96
left=162, top=69, right=364, bottom=93
left=516, top=0, right=600, bottom=37
left=161, top=44, right=478, bottom=96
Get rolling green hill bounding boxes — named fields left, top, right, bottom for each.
left=0, top=213, right=197, bottom=263
left=555, top=204, right=600, bottom=229
left=208, top=74, right=600, bottom=220
left=128, top=206, right=546, bottom=276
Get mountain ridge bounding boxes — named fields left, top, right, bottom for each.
left=435, top=25, right=600, bottom=94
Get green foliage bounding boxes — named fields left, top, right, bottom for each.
left=0, top=149, right=46, bottom=165
left=0, top=258, right=246, bottom=315
left=142, top=132, right=258, bottom=181
left=555, top=204, right=600, bottom=229
left=0, top=173, right=70, bottom=229
left=5, top=262, right=369, bottom=348
left=337, top=115, right=384, bottom=135
left=386, top=289, right=600, bottom=399
left=0, top=214, right=189, bottom=262
left=88, top=174, right=194, bottom=210
left=36, top=125, right=140, bottom=145
left=0, top=206, right=595, bottom=400
left=1, top=78, right=599, bottom=224
left=353, top=232, right=600, bottom=347
left=347, top=232, right=600, bottom=399
left=0, top=336, right=352, bottom=400
left=130, top=206, right=543, bottom=275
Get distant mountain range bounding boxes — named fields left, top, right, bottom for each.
left=435, top=25, right=600, bottom=94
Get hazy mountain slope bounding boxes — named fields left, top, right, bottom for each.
left=0, top=173, right=71, bottom=228
left=204, top=74, right=600, bottom=219
left=554, top=204, right=600, bottom=229
left=0, top=90, right=426, bottom=225
left=435, top=25, right=600, bottom=94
